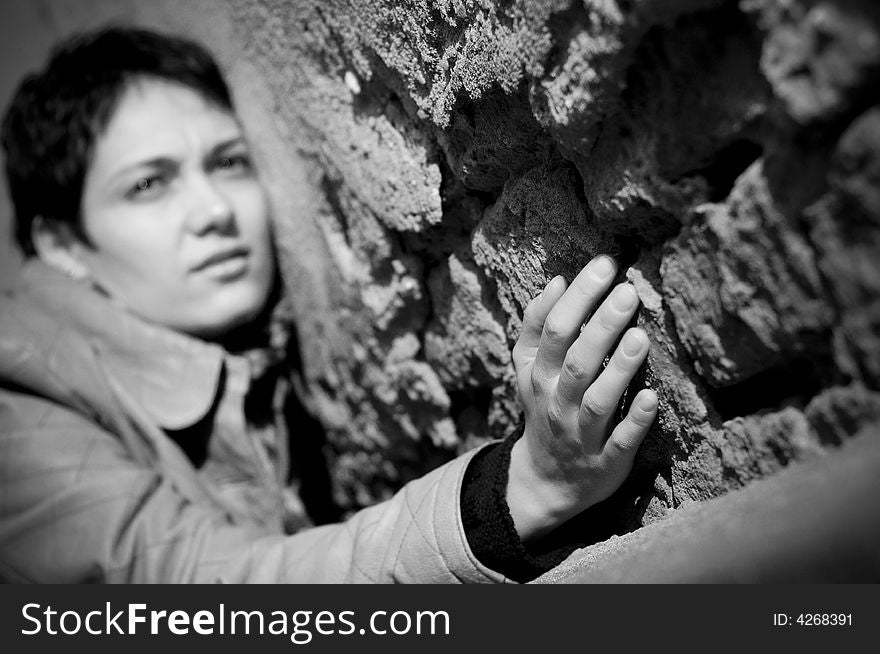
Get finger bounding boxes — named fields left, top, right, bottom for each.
left=512, top=275, right=567, bottom=368
left=577, top=327, right=649, bottom=439
left=556, top=282, right=640, bottom=409
left=603, top=388, right=657, bottom=469
left=533, top=255, right=617, bottom=380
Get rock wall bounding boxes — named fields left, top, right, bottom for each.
left=228, top=0, right=880, bottom=533
left=3, top=0, right=879, bottom=538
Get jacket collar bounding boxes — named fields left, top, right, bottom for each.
left=2, top=260, right=226, bottom=431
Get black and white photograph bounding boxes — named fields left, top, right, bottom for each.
left=0, top=0, right=878, bottom=609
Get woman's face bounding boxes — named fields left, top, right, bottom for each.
left=75, top=78, right=275, bottom=339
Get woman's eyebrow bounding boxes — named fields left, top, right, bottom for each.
left=208, top=136, right=247, bottom=157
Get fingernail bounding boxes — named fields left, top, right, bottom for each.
left=589, top=255, right=615, bottom=280
left=638, top=391, right=657, bottom=412
left=622, top=329, right=644, bottom=356
left=611, top=284, right=638, bottom=311
left=539, top=279, right=550, bottom=299
left=540, top=276, right=558, bottom=299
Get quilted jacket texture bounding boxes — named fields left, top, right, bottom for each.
left=0, top=261, right=508, bottom=583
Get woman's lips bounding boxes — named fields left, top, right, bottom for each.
left=190, top=245, right=250, bottom=279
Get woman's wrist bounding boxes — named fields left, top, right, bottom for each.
left=506, top=436, right=584, bottom=542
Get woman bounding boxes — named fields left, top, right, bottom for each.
left=0, top=27, right=657, bottom=582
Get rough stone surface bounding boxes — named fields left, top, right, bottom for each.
left=661, top=161, right=834, bottom=387
left=4, top=0, right=880, bottom=537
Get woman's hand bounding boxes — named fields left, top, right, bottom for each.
left=507, top=255, right=658, bottom=541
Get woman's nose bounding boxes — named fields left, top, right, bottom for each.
left=185, top=173, right=236, bottom=235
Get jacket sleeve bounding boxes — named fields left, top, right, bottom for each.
left=0, top=390, right=509, bottom=584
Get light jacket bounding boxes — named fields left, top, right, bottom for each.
left=0, top=260, right=507, bottom=583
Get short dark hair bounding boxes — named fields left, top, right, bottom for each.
left=1, top=26, right=234, bottom=255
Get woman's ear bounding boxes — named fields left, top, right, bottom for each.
left=31, top=215, right=90, bottom=279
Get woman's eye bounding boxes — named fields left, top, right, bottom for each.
left=127, top=175, right=165, bottom=199
left=215, top=154, right=252, bottom=173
